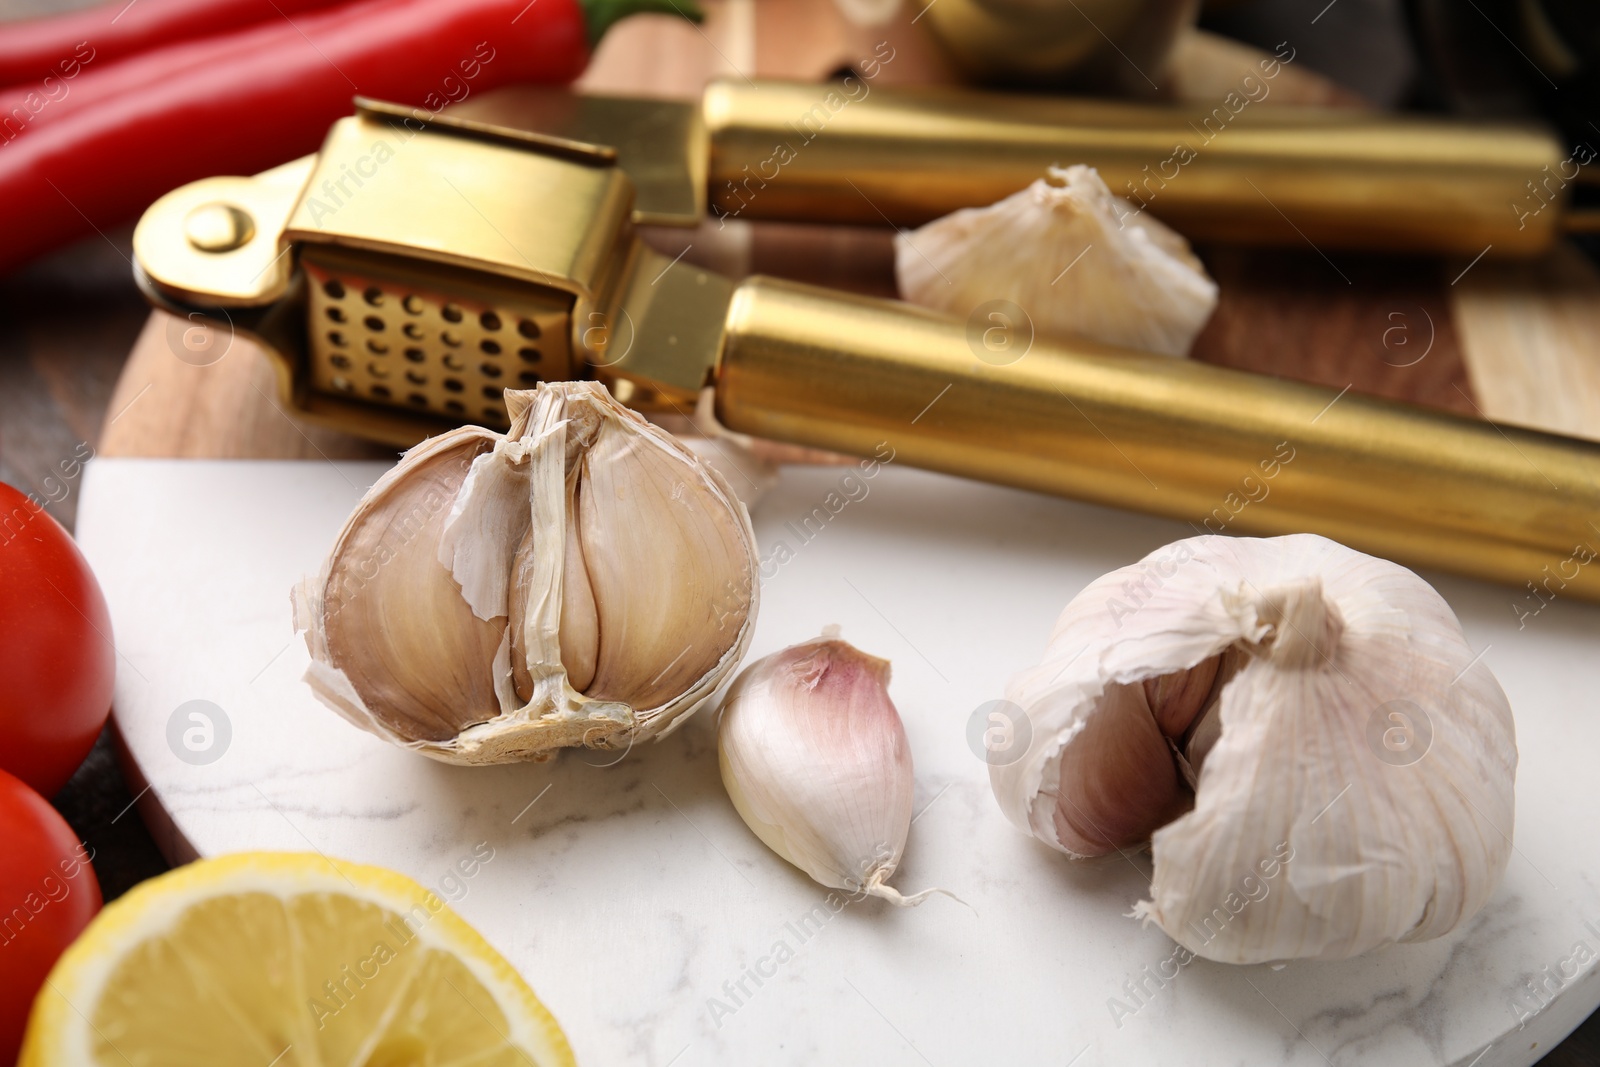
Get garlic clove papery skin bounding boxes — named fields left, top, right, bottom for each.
left=718, top=636, right=936, bottom=904
left=293, top=382, right=759, bottom=764
left=991, top=533, right=1516, bottom=963
left=895, top=164, right=1219, bottom=357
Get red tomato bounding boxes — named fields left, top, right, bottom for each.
left=0, top=482, right=115, bottom=796
left=0, top=768, right=101, bottom=1062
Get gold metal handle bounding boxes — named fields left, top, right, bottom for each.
left=714, top=276, right=1600, bottom=604
left=702, top=80, right=1565, bottom=257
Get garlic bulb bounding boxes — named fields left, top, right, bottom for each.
left=293, top=382, right=759, bottom=764
left=895, top=164, right=1219, bottom=357
left=718, top=633, right=939, bottom=905
left=991, top=533, right=1516, bottom=963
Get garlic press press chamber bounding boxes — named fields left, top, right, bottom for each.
left=133, top=99, right=1600, bottom=602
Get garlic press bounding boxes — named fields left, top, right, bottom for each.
left=132, top=98, right=1600, bottom=602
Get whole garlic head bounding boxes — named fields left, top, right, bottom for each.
left=991, top=533, right=1516, bottom=963
left=294, top=382, right=759, bottom=764
left=895, top=164, right=1219, bottom=357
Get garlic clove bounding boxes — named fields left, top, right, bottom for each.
left=555, top=502, right=600, bottom=695
left=1051, top=681, right=1190, bottom=856
left=1144, top=652, right=1221, bottom=739
left=717, top=634, right=940, bottom=905
left=895, top=164, right=1219, bottom=357
left=295, top=428, right=506, bottom=745
left=573, top=414, right=753, bottom=710
left=295, top=382, right=759, bottom=763
left=992, top=533, right=1517, bottom=962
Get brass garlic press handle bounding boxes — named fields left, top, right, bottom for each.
left=701, top=81, right=1569, bottom=257
left=713, top=277, right=1600, bottom=604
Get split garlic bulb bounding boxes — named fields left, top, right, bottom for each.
left=293, top=382, right=759, bottom=764
left=718, top=634, right=940, bottom=905
left=895, top=164, right=1219, bottom=357
left=991, top=533, right=1516, bottom=962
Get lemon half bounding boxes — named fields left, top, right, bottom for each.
left=21, top=852, right=573, bottom=1067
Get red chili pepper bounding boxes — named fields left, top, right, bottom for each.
left=0, top=0, right=350, bottom=86
left=2, top=10, right=357, bottom=143
left=0, top=0, right=696, bottom=274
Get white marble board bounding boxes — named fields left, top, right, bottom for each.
left=77, top=457, right=1600, bottom=1067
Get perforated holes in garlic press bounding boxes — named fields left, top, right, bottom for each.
left=302, top=245, right=575, bottom=429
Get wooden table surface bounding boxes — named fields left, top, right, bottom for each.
left=3, top=0, right=1600, bottom=1061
